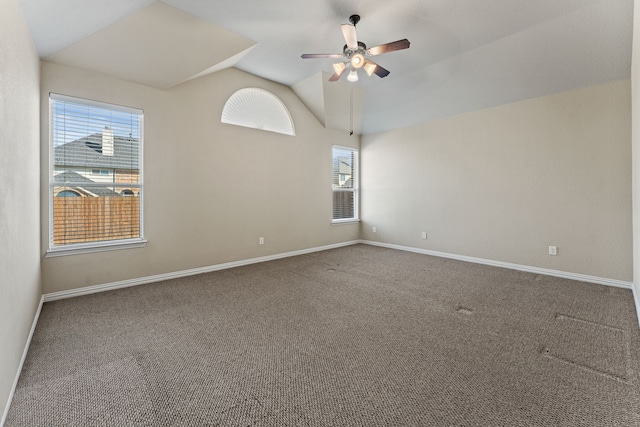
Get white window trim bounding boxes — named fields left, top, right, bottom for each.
left=331, top=144, right=359, bottom=224
left=50, top=93, right=142, bottom=115
left=45, top=239, right=147, bottom=258
left=331, top=218, right=361, bottom=225
left=47, top=93, right=145, bottom=256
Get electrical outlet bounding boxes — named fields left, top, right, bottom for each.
left=259, top=237, right=264, bottom=245
left=372, top=226, right=377, bottom=233
left=421, top=231, right=427, bottom=239
left=548, top=245, right=557, bottom=256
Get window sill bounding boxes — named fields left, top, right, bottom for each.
left=332, top=219, right=361, bottom=225
left=46, top=239, right=147, bottom=258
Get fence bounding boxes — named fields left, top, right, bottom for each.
left=53, top=196, right=140, bottom=246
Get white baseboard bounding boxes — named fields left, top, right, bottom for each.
left=44, top=238, right=634, bottom=301
left=1, top=296, right=44, bottom=427
left=633, top=285, right=640, bottom=329
left=2, top=241, right=636, bottom=427
left=360, top=240, right=633, bottom=290
left=43, top=240, right=361, bottom=302
left=41, top=238, right=638, bottom=328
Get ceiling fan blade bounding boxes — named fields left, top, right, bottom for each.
left=328, top=63, right=348, bottom=81
left=363, top=59, right=390, bottom=78
left=341, top=24, right=358, bottom=49
left=367, top=39, right=410, bottom=56
left=301, top=53, right=343, bottom=59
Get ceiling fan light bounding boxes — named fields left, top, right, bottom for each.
left=333, top=62, right=346, bottom=74
left=363, top=62, right=376, bottom=76
left=351, top=53, right=365, bottom=69
left=347, top=69, right=359, bottom=82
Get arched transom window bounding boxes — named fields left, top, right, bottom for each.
left=221, top=88, right=295, bottom=136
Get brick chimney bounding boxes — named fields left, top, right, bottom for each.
left=102, top=126, right=114, bottom=156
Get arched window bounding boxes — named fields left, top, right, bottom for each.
left=56, top=190, right=81, bottom=197
left=120, top=189, right=135, bottom=196
left=221, top=88, right=295, bottom=136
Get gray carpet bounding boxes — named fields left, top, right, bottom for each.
left=6, top=244, right=640, bottom=426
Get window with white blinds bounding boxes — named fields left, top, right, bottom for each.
left=332, top=145, right=359, bottom=222
left=49, top=94, right=144, bottom=251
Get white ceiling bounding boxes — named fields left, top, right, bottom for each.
left=18, top=0, right=633, bottom=135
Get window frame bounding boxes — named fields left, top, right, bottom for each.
left=47, top=93, right=146, bottom=257
left=331, top=145, right=360, bottom=224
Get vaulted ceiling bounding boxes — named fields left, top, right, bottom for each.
left=18, top=0, right=632, bottom=135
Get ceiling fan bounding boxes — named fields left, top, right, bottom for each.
left=301, top=14, right=410, bottom=82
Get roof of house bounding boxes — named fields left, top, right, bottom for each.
left=53, top=171, right=120, bottom=197
left=54, top=133, right=139, bottom=170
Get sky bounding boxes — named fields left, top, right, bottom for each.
left=52, top=98, right=141, bottom=146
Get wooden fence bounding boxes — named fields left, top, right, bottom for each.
left=53, top=197, right=140, bottom=245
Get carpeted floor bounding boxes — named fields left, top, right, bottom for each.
left=6, top=244, right=640, bottom=426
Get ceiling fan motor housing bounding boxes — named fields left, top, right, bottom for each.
left=343, top=41, right=367, bottom=58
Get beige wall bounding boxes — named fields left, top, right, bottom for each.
left=0, top=0, right=42, bottom=422
left=632, top=0, right=640, bottom=316
left=361, top=80, right=632, bottom=282
left=40, top=62, right=359, bottom=294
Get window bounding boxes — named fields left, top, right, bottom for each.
left=56, top=190, right=81, bottom=197
left=49, top=94, right=144, bottom=252
left=332, top=145, right=359, bottom=222
left=221, top=88, right=295, bottom=136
